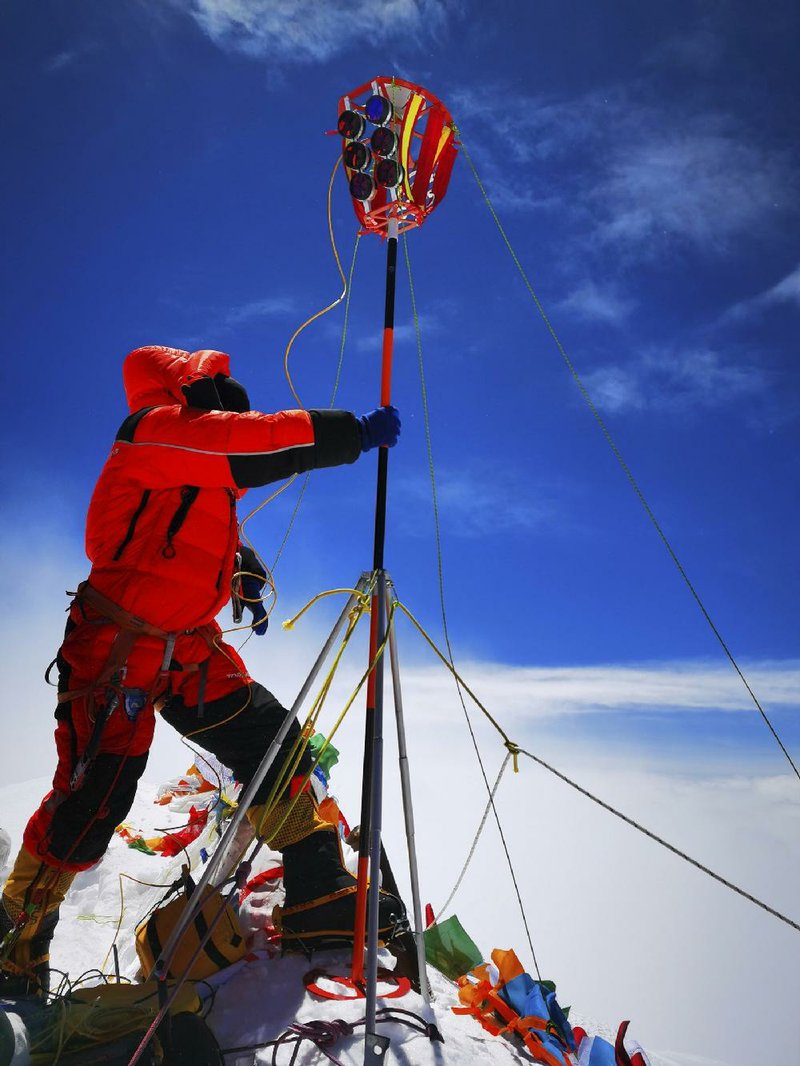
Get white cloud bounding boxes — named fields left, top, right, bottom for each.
left=592, top=124, right=789, bottom=251
left=376, top=656, right=800, bottom=724
left=354, top=320, right=427, bottom=353
left=178, top=294, right=298, bottom=345
left=223, top=295, right=297, bottom=326
left=726, top=262, right=800, bottom=320
left=7, top=525, right=796, bottom=785
left=454, top=85, right=795, bottom=255
left=2, top=524, right=798, bottom=1065
left=581, top=347, right=766, bottom=414
left=394, top=467, right=558, bottom=537
left=42, top=46, right=94, bottom=73
left=765, top=263, right=800, bottom=306
left=648, top=24, right=725, bottom=72
left=452, top=86, right=605, bottom=165
left=580, top=363, right=645, bottom=412
left=555, top=280, right=636, bottom=324
left=183, top=0, right=453, bottom=61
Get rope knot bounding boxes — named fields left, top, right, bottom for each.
left=290, top=1017, right=354, bottom=1053
left=505, top=739, right=521, bottom=773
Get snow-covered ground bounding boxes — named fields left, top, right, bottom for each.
left=0, top=775, right=734, bottom=1066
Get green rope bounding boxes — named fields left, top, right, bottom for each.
left=270, top=474, right=309, bottom=576
left=329, top=231, right=361, bottom=409
left=456, top=131, right=800, bottom=785
left=402, top=232, right=543, bottom=981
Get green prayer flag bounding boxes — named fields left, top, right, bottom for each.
left=424, top=914, right=484, bottom=981
left=309, top=733, right=340, bottom=776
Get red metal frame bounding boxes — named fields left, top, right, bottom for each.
left=305, top=967, right=412, bottom=1002
left=337, top=75, right=458, bottom=237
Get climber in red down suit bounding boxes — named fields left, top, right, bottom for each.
left=0, top=345, right=404, bottom=994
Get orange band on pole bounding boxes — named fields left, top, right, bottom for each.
left=351, top=853, right=370, bottom=986
left=380, top=326, right=394, bottom=408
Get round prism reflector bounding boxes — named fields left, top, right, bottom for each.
left=337, top=109, right=366, bottom=139
left=365, top=93, right=393, bottom=126
left=375, top=158, right=405, bottom=189
left=370, top=126, right=398, bottom=156
left=349, top=171, right=376, bottom=202
left=342, top=140, right=371, bottom=171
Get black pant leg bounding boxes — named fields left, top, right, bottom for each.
left=159, top=682, right=312, bottom=803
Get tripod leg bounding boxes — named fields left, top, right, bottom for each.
left=364, top=569, right=388, bottom=1057
left=385, top=581, right=432, bottom=1004
left=151, top=573, right=373, bottom=979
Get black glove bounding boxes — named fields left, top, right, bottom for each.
left=236, top=545, right=268, bottom=636
left=358, top=405, right=401, bottom=451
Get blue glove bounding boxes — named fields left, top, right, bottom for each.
left=237, top=545, right=269, bottom=636
left=241, top=575, right=268, bottom=635
left=358, top=406, right=401, bottom=452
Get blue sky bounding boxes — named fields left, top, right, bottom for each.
left=2, top=0, right=797, bottom=767
left=2, top=4, right=799, bottom=1062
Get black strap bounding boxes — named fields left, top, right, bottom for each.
left=145, top=909, right=164, bottom=971
left=115, top=405, right=159, bottom=443
left=162, top=486, right=200, bottom=559
left=111, top=408, right=160, bottom=561
left=146, top=879, right=239, bottom=977
left=113, top=488, right=151, bottom=561
left=192, top=903, right=238, bottom=972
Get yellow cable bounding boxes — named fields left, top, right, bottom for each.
left=233, top=188, right=361, bottom=623
left=264, top=583, right=375, bottom=809
left=250, top=589, right=373, bottom=838
left=179, top=684, right=252, bottom=743
left=255, top=599, right=398, bottom=844
left=281, top=584, right=373, bottom=631
left=101, top=871, right=180, bottom=975
left=283, top=155, right=347, bottom=408
left=393, top=598, right=518, bottom=756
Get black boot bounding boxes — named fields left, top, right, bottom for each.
left=276, top=828, right=408, bottom=952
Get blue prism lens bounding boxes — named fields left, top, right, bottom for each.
left=365, top=94, right=392, bottom=126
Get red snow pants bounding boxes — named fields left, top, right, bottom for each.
left=24, top=606, right=308, bottom=872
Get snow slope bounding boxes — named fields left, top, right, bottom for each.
left=0, top=776, right=729, bottom=1066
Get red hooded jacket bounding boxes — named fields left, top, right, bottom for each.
left=82, top=345, right=361, bottom=635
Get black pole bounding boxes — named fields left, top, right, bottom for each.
left=353, top=220, right=399, bottom=1063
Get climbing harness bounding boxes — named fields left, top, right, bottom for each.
left=60, top=583, right=217, bottom=705
left=28, top=72, right=795, bottom=1066
left=56, top=582, right=219, bottom=783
